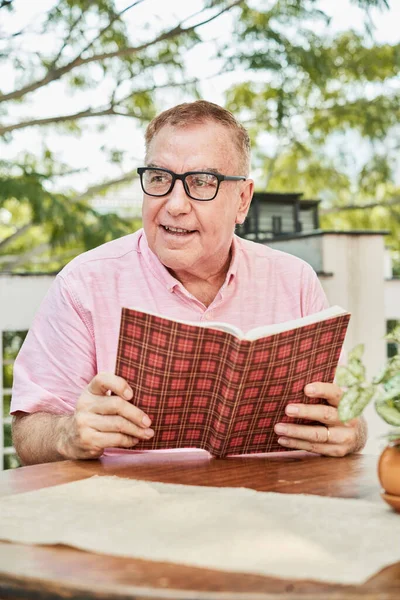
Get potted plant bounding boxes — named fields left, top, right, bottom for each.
left=337, top=325, right=400, bottom=511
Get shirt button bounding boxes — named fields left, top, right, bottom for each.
left=205, top=312, right=213, bottom=320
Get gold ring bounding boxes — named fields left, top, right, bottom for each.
left=326, top=426, right=331, bottom=443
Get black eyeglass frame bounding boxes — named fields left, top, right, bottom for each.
left=137, top=167, right=247, bottom=201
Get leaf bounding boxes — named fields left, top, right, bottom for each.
left=383, top=373, right=400, bottom=401
left=375, top=397, right=400, bottom=426
left=373, top=355, right=400, bottom=384
left=334, top=365, right=360, bottom=388
left=385, top=325, right=400, bottom=344
left=347, top=359, right=366, bottom=383
left=386, top=430, right=400, bottom=444
left=348, top=343, right=365, bottom=362
left=338, top=386, right=375, bottom=422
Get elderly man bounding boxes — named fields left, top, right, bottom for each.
left=11, top=100, right=367, bottom=464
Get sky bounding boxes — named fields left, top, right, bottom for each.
left=1, top=0, right=399, bottom=199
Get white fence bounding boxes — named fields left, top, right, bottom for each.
left=0, top=275, right=54, bottom=469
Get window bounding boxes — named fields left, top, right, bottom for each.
left=386, top=320, right=399, bottom=359
left=1, top=330, right=27, bottom=470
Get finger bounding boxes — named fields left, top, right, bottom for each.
left=87, top=372, right=133, bottom=401
left=94, top=395, right=152, bottom=428
left=285, top=402, right=340, bottom=425
left=89, top=414, right=154, bottom=440
left=275, top=423, right=330, bottom=444
left=304, top=382, right=343, bottom=407
left=275, top=423, right=355, bottom=446
left=276, top=436, right=348, bottom=457
left=91, top=430, right=141, bottom=450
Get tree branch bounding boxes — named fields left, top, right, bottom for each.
left=77, top=0, right=145, bottom=59
left=0, top=222, right=33, bottom=252
left=321, top=197, right=400, bottom=214
left=72, top=170, right=138, bottom=203
left=48, top=9, right=88, bottom=70
left=0, top=0, right=243, bottom=104
left=0, top=242, right=50, bottom=270
left=75, top=1, right=243, bottom=67
left=0, top=77, right=200, bottom=135
left=0, top=106, right=136, bottom=135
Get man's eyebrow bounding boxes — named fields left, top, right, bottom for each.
left=203, top=168, right=222, bottom=175
left=145, top=164, right=223, bottom=174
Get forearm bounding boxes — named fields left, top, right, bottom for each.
left=12, top=412, right=73, bottom=466
left=354, top=415, right=368, bottom=453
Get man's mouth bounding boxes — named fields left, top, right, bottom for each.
left=161, top=225, right=196, bottom=236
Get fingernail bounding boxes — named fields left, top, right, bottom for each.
left=286, top=404, right=299, bottom=416
left=144, top=428, right=154, bottom=438
left=123, top=388, right=133, bottom=400
left=142, top=415, right=152, bottom=427
left=305, top=384, right=316, bottom=396
left=278, top=437, right=289, bottom=446
left=275, top=424, right=287, bottom=434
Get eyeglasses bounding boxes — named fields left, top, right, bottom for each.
left=137, top=167, right=246, bottom=201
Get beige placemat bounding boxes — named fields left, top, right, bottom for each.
left=0, top=475, right=398, bottom=584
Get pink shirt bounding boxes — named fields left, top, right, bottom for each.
left=11, top=229, right=328, bottom=416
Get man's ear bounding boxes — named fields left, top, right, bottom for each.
left=235, top=179, right=254, bottom=225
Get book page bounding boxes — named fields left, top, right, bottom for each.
left=244, top=305, right=349, bottom=341
left=125, top=306, right=244, bottom=338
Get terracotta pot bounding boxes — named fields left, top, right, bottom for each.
left=378, top=444, right=400, bottom=512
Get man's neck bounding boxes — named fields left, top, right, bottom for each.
left=168, top=250, right=232, bottom=308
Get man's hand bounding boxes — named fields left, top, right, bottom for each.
left=273, top=382, right=367, bottom=457
left=57, top=372, right=154, bottom=460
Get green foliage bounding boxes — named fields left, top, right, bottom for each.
left=0, top=0, right=211, bottom=270
left=224, top=2, right=399, bottom=255
left=2, top=330, right=27, bottom=360
left=3, top=454, right=21, bottom=470
left=338, top=327, right=400, bottom=441
left=1, top=0, right=398, bottom=271
left=0, top=162, right=140, bottom=271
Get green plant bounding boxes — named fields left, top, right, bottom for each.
left=337, top=325, right=400, bottom=442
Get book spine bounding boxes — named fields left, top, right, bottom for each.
left=218, top=339, right=253, bottom=457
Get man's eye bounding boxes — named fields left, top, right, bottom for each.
left=193, top=176, right=217, bottom=187
left=149, top=173, right=168, bottom=183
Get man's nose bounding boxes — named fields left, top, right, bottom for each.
left=165, top=179, right=191, bottom=214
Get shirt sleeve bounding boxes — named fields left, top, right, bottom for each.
left=11, top=273, right=97, bottom=415
left=300, top=262, right=330, bottom=316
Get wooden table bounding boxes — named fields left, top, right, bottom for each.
left=0, top=450, right=399, bottom=600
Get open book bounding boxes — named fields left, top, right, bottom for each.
left=115, top=306, right=350, bottom=457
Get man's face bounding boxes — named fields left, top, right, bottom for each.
left=142, top=122, right=253, bottom=281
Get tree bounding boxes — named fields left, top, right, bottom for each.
left=0, top=0, right=242, bottom=271
left=223, top=0, right=400, bottom=265
left=1, top=0, right=398, bottom=271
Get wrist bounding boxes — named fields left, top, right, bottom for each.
left=55, top=415, right=75, bottom=460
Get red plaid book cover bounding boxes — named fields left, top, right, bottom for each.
left=115, top=309, right=350, bottom=457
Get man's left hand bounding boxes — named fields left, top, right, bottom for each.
left=274, top=382, right=367, bottom=456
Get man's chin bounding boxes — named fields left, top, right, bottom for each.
left=159, top=251, right=195, bottom=273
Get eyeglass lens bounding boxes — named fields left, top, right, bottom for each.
left=141, top=169, right=219, bottom=200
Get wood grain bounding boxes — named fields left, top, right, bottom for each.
left=0, top=451, right=398, bottom=600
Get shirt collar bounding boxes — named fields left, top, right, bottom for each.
left=138, top=228, right=241, bottom=292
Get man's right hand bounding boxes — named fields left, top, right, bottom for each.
left=57, top=372, right=154, bottom=460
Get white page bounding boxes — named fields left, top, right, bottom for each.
left=124, top=305, right=348, bottom=342
left=125, top=306, right=243, bottom=337
left=244, top=305, right=348, bottom=341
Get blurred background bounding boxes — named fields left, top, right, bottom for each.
left=0, top=0, right=399, bottom=467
